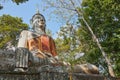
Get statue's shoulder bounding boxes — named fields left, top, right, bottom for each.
left=20, top=30, right=36, bottom=36
left=20, top=30, right=30, bottom=34
left=21, top=30, right=43, bottom=39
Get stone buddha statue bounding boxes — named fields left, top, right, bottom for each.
left=14, top=10, right=58, bottom=72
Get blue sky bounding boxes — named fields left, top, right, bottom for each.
left=0, top=0, right=63, bottom=38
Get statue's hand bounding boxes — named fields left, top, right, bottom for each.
left=54, top=56, right=59, bottom=61
left=31, top=49, right=46, bottom=58
left=31, top=50, right=38, bottom=56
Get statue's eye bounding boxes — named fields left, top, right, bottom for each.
left=37, top=21, right=39, bottom=23
left=40, top=19, right=44, bottom=21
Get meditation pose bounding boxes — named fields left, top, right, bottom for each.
left=14, top=10, right=58, bottom=72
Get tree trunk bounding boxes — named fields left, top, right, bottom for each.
left=77, top=13, right=115, bottom=77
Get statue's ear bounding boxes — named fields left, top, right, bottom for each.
left=30, top=19, right=33, bottom=25
left=43, top=24, right=46, bottom=33
left=30, top=19, right=34, bottom=30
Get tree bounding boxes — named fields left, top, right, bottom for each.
left=43, top=0, right=120, bottom=77
left=55, top=23, right=85, bottom=67
left=12, top=0, right=29, bottom=5
left=0, top=15, right=28, bottom=49
left=80, top=0, right=120, bottom=77
left=46, top=29, right=53, bottom=36
left=0, top=0, right=29, bottom=10
left=0, top=4, right=3, bottom=10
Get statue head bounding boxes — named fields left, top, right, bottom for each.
left=30, top=10, right=46, bottom=34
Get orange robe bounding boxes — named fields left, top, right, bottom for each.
left=27, top=34, right=57, bottom=58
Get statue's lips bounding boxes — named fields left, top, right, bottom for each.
left=37, top=28, right=43, bottom=31
left=38, top=22, right=45, bottom=26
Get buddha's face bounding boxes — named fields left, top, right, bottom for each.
left=32, top=14, right=46, bottom=34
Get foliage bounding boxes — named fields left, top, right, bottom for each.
left=0, top=4, right=3, bottom=10
left=0, top=0, right=29, bottom=10
left=42, top=0, right=79, bottom=24
left=0, top=15, right=28, bottom=49
left=55, top=24, right=86, bottom=66
left=80, top=0, right=120, bottom=77
left=46, top=29, right=53, bottom=36
left=12, top=0, right=28, bottom=5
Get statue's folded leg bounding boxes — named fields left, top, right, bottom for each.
left=14, top=47, right=33, bottom=72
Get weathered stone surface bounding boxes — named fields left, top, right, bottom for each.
left=0, top=49, right=60, bottom=72
left=0, top=50, right=119, bottom=80
left=73, top=63, right=99, bottom=74
left=0, top=50, right=15, bottom=71
left=0, top=71, right=118, bottom=80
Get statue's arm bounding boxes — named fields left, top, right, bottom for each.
left=50, top=37, right=58, bottom=58
left=17, top=30, right=28, bottom=48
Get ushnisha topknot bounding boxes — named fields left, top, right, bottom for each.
left=31, top=9, right=46, bottom=24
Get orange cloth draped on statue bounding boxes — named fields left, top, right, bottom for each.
left=27, top=34, right=57, bottom=58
